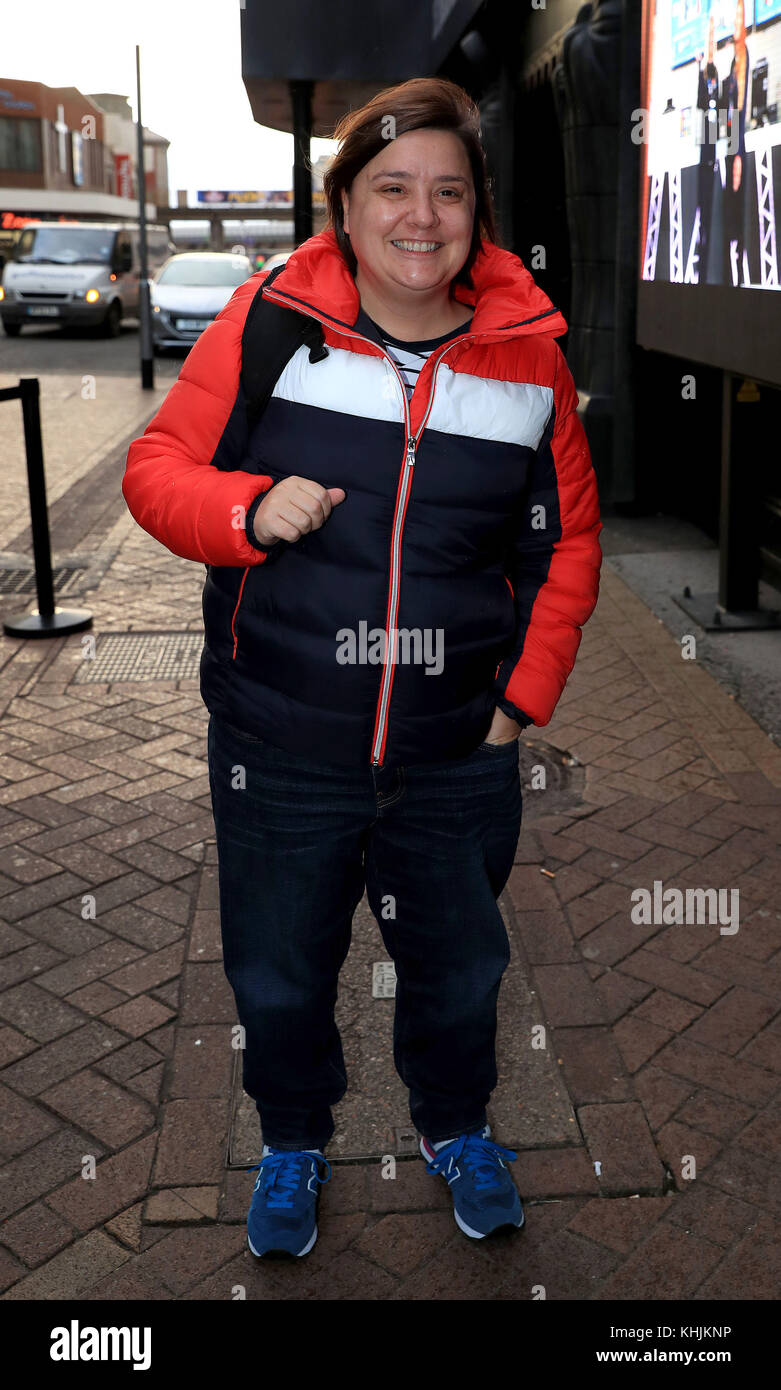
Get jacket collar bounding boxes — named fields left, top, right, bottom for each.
left=262, top=228, right=568, bottom=340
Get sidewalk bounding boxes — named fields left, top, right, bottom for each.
left=0, top=492, right=779, bottom=1301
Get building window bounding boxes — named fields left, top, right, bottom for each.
left=0, top=116, right=43, bottom=172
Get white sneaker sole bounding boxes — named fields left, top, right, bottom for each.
left=248, top=1223, right=318, bottom=1258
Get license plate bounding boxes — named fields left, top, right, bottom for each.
left=27, top=305, right=60, bottom=317
left=175, top=318, right=211, bottom=331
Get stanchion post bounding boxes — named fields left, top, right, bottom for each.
left=1, top=377, right=92, bottom=638
left=19, top=377, right=55, bottom=620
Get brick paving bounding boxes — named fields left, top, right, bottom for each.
left=0, top=482, right=780, bottom=1300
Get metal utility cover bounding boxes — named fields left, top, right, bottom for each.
left=73, top=631, right=203, bottom=683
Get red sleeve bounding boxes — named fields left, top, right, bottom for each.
left=121, top=274, right=276, bottom=566
left=493, top=344, right=602, bottom=727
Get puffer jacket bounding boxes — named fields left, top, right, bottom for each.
left=122, top=228, right=602, bottom=769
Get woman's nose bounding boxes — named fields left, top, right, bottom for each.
left=404, top=197, right=440, bottom=229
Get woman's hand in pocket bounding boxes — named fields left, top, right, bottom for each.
left=252, top=477, right=346, bottom=548
left=483, top=707, right=522, bottom=746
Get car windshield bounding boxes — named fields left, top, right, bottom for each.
left=14, top=227, right=116, bottom=265
left=156, top=258, right=250, bottom=287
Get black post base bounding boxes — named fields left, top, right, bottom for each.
left=3, top=607, right=93, bottom=638
left=673, top=590, right=780, bottom=632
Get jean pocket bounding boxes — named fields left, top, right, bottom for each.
left=220, top=718, right=267, bottom=746
left=476, top=738, right=519, bottom=753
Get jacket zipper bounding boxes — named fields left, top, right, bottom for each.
left=260, top=283, right=546, bottom=767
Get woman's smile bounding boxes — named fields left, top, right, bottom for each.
left=390, top=239, right=444, bottom=255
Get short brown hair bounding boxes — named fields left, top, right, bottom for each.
left=321, top=77, right=498, bottom=289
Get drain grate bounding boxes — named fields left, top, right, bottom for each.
left=0, top=565, right=89, bottom=596
left=73, top=631, right=203, bottom=683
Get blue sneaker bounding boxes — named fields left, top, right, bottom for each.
left=246, top=1148, right=331, bottom=1258
left=420, top=1124, right=525, bottom=1239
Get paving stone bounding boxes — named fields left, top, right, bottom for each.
left=178, top=962, right=236, bottom=1023
left=596, top=1222, right=724, bottom=1299
left=125, top=1062, right=165, bottom=1103
left=34, top=940, right=145, bottom=998
left=509, top=909, right=580, bottom=964
left=102, top=941, right=185, bottom=997
left=613, top=1015, right=672, bottom=1072
left=672, top=1088, right=756, bottom=1140
left=664, top=1181, right=759, bottom=1248
left=531, top=964, right=607, bottom=1026
left=351, top=1210, right=454, bottom=1277
left=632, top=988, right=704, bottom=1032
left=0, top=942, right=66, bottom=990
left=654, top=1119, right=723, bottom=1178
left=0, top=1246, right=28, bottom=1292
left=152, top=1100, right=230, bottom=1187
left=650, top=1036, right=778, bottom=1106
left=0, top=1020, right=127, bottom=1097
left=126, top=1225, right=246, bottom=1295
left=39, top=1067, right=155, bottom=1149
left=683, top=987, right=779, bottom=1056
left=144, top=1186, right=219, bottom=1223
left=704, top=1145, right=781, bottom=1217
left=0, top=1201, right=75, bottom=1268
left=64, top=981, right=128, bottom=1015
left=45, top=1134, right=157, bottom=1231
left=167, top=1025, right=233, bottom=1099
left=550, top=1027, right=633, bottom=1103
left=94, top=1038, right=162, bottom=1082
left=101, top=994, right=175, bottom=1038
left=0, top=981, right=85, bottom=1042
left=565, top=1194, right=672, bottom=1253
left=732, top=1098, right=781, bottom=1162
left=14, top=907, right=109, bottom=957
left=104, top=1201, right=145, bottom=1252
left=0, top=1123, right=109, bottom=1223
left=695, top=1232, right=781, bottom=1299
left=2, top=1229, right=132, bottom=1299
left=510, top=1146, right=599, bottom=1198
left=593, top=968, right=653, bottom=1022
left=0, top=1081, right=60, bottom=1156
left=618, top=949, right=729, bottom=1005
left=577, top=1102, right=665, bottom=1192
left=0, top=1024, right=36, bottom=1068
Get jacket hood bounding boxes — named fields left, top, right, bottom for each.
left=263, top=228, right=568, bottom=339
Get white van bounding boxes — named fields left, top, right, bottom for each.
left=0, top=221, right=174, bottom=337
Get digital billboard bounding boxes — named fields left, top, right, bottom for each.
left=637, top=0, right=781, bottom=383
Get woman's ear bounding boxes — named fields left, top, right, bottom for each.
left=340, top=187, right=350, bottom=235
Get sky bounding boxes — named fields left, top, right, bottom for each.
left=2, top=0, right=337, bottom=203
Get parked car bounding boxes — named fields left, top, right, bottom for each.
left=0, top=221, right=173, bottom=337
left=253, top=250, right=292, bottom=280
left=150, top=251, right=254, bottom=351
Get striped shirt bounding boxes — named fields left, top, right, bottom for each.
left=354, top=306, right=474, bottom=402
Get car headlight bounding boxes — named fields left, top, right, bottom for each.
left=85, top=289, right=100, bottom=303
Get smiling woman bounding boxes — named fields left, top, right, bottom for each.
left=122, top=74, right=602, bottom=1263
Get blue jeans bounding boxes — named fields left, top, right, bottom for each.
left=207, top=712, right=522, bottom=1151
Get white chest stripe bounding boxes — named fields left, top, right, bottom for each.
left=271, top=341, right=554, bottom=449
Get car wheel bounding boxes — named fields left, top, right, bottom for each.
left=101, top=302, right=122, bottom=338
left=2, top=322, right=21, bottom=337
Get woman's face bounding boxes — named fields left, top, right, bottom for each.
left=340, top=128, right=476, bottom=303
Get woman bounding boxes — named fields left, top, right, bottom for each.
left=696, top=11, right=719, bottom=282
left=122, top=77, right=602, bottom=1260
left=723, top=0, right=751, bottom=286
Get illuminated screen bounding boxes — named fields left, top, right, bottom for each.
left=637, top=0, right=781, bottom=383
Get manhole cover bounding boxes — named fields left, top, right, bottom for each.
left=73, top=631, right=203, bottom=683
left=517, top=738, right=584, bottom=820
